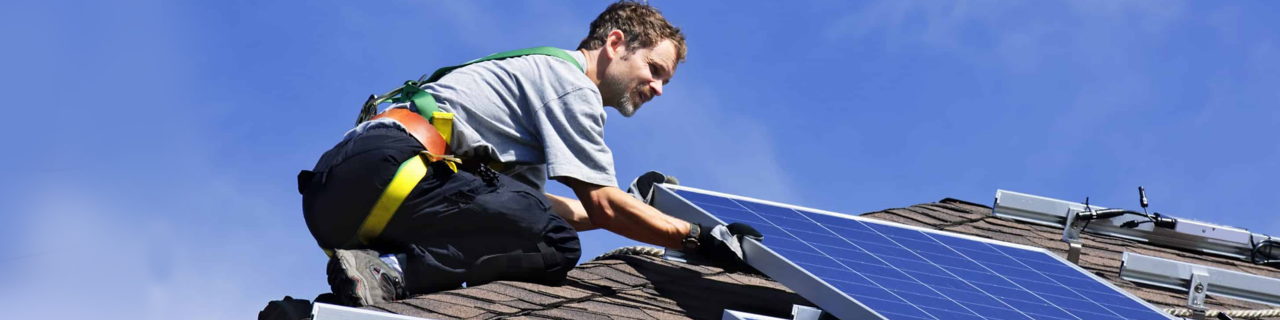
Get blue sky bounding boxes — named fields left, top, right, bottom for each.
left=1, top=1, right=1277, bottom=319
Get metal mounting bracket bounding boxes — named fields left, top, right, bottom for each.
left=1066, top=241, right=1084, bottom=265
left=1188, top=269, right=1210, bottom=320
left=1062, top=207, right=1084, bottom=265
left=791, top=305, right=837, bottom=320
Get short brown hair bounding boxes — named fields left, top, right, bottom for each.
left=577, top=1, right=686, bottom=63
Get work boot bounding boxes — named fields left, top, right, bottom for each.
left=327, top=249, right=406, bottom=307
left=628, top=171, right=679, bottom=204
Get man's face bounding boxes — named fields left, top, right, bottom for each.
left=600, top=39, right=678, bottom=117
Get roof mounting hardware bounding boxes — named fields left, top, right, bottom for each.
left=1188, top=269, right=1210, bottom=320
left=1253, top=236, right=1280, bottom=267
left=1061, top=198, right=1085, bottom=265
left=1120, top=252, right=1280, bottom=307
left=1071, top=187, right=1178, bottom=233
left=1062, top=187, right=1174, bottom=265
left=993, top=189, right=1276, bottom=263
left=791, top=305, right=837, bottom=320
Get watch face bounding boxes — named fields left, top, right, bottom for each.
left=682, top=238, right=698, bottom=252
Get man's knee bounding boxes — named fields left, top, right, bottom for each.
left=465, top=236, right=580, bottom=287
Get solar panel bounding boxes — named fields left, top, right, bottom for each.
left=653, top=185, right=1175, bottom=320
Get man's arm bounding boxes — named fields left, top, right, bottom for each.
left=558, top=177, right=690, bottom=249
left=546, top=193, right=598, bottom=231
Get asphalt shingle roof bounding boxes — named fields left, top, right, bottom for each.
left=358, top=198, right=1280, bottom=320
left=364, top=254, right=811, bottom=319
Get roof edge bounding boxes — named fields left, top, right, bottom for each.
left=939, top=197, right=992, bottom=209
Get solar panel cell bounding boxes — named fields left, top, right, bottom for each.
left=963, top=302, right=1036, bottom=320
left=666, top=187, right=1173, bottom=320
left=1047, top=295, right=1114, bottom=316
left=855, top=296, right=932, bottom=319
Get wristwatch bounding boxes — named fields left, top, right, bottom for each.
left=682, top=223, right=701, bottom=252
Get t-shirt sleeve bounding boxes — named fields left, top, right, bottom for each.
left=532, top=87, right=618, bottom=188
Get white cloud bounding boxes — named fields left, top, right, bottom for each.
left=1065, top=0, right=1186, bottom=33
left=0, top=175, right=171, bottom=319
left=824, top=1, right=1198, bottom=179
left=0, top=167, right=327, bottom=320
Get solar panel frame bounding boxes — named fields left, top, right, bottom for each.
left=722, top=310, right=790, bottom=320
left=651, top=184, right=1176, bottom=320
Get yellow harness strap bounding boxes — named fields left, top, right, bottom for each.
left=321, top=152, right=463, bottom=257
left=431, top=112, right=454, bottom=147
left=355, top=154, right=430, bottom=246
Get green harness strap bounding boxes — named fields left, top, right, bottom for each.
left=424, top=47, right=584, bottom=83
left=357, top=47, right=585, bottom=126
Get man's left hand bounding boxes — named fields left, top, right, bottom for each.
left=695, top=222, right=763, bottom=272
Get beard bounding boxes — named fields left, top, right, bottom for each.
left=601, top=75, right=646, bottom=118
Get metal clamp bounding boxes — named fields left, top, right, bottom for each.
left=1189, top=269, right=1210, bottom=320
left=1061, top=205, right=1085, bottom=265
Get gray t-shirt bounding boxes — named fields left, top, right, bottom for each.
left=357, top=49, right=616, bottom=192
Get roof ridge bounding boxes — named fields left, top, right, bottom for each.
left=938, top=197, right=992, bottom=209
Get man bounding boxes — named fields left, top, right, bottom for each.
left=299, top=1, right=760, bottom=307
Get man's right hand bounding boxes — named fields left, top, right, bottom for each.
left=626, top=170, right=679, bottom=204
left=694, top=222, right=763, bottom=272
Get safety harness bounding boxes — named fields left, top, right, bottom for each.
left=323, top=47, right=584, bottom=258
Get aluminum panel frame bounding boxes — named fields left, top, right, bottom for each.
left=652, top=185, right=885, bottom=320
left=311, top=303, right=437, bottom=320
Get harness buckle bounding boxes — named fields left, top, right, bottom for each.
left=420, top=151, right=461, bottom=173
left=356, top=94, right=380, bottom=126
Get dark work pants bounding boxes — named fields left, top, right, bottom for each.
left=299, top=126, right=581, bottom=293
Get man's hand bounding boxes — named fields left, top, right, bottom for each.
left=694, top=222, right=763, bottom=272
left=626, top=171, right=679, bottom=204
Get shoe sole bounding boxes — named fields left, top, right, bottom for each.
left=328, top=251, right=371, bottom=307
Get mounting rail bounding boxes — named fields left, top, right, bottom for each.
left=992, top=189, right=1271, bottom=261
left=1120, top=252, right=1280, bottom=307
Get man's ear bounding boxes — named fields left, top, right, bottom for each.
left=604, top=29, right=627, bottom=59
